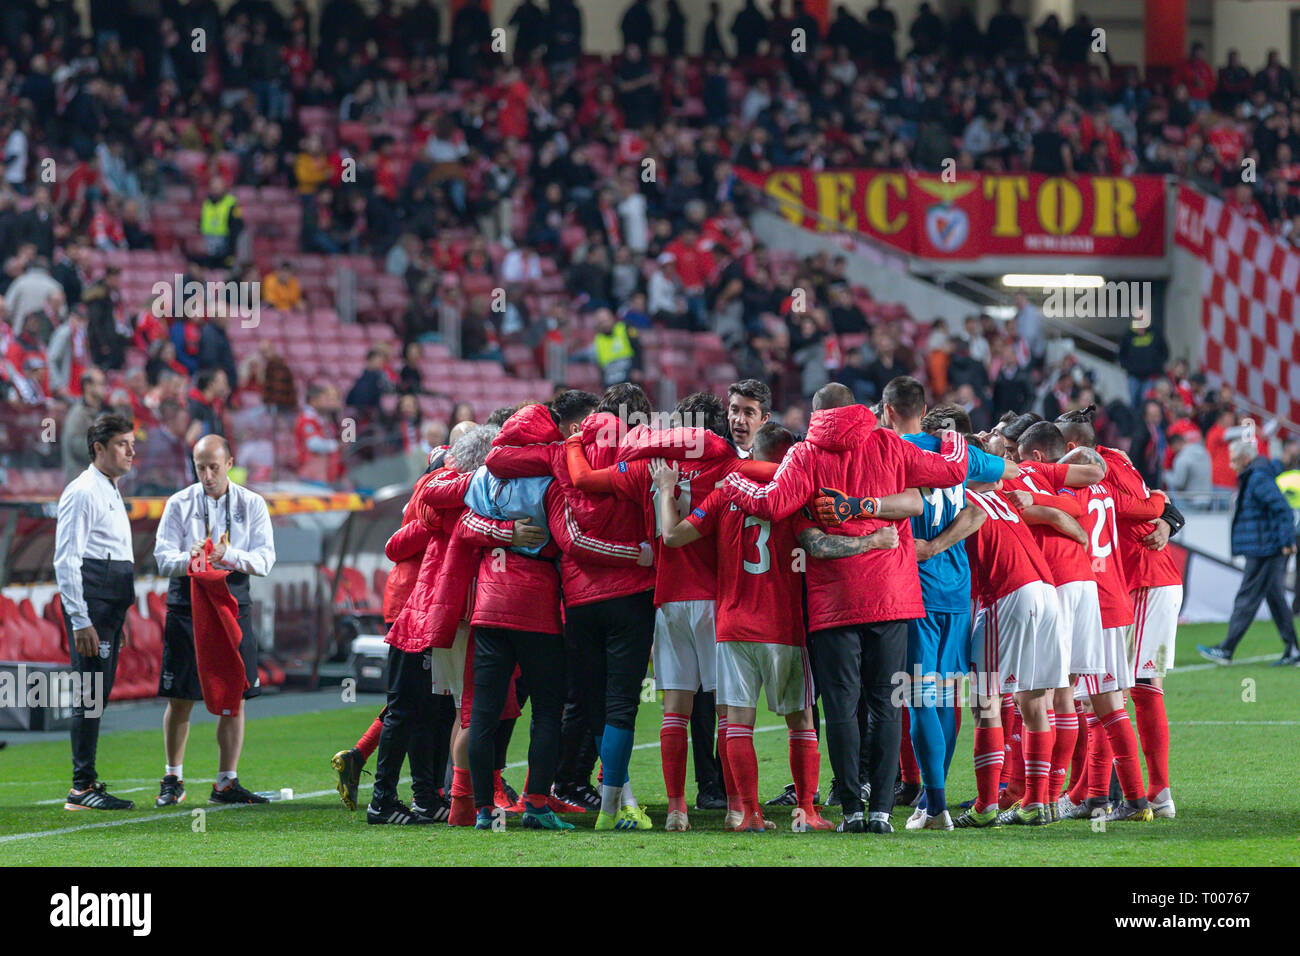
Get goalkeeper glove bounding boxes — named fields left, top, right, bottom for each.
left=815, top=488, right=880, bottom=524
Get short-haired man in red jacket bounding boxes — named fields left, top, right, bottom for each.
left=716, top=382, right=969, bottom=833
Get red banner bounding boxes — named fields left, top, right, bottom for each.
left=735, top=168, right=1167, bottom=259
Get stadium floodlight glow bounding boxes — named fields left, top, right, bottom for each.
left=1001, top=274, right=1105, bottom=289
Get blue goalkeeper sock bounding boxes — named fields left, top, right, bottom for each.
left=911, top=701, right=948, bottom=814
left=939, top=703, right=958, bottom=777
left=601, top=725, right=634, bottom=788
left=598, top=725, right=634, bottom=815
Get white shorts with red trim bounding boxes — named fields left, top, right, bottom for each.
left=1056, top=579, right=1105, bottom=677
left=1129, top=584, right=1182, bottom=679
left=971, top=580, right=1068, bottom=695
left=652, top=599, right=717, bottom=693
left=1077, top=624, right=1135, bottom=696
left=716, top=640, right=813, bottom=715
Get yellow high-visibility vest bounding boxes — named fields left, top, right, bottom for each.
left=200, top=195, right=239, bottom=238
left=594, top=322, right=635, bottom=368
left=1277, top=469, right=1300, bottom=509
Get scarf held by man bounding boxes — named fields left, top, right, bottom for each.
left=188, top=537, right=249, bottom=716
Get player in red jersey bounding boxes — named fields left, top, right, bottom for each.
left=1055, top=408, right=1169, bottom=822
left=1094, top=440, right=1184, bottom=818
left=654, top=423, right=918, bottom=832
left=1012, top=422, right=1109, bottom=814
left=566, top=392, right=780, bottom=831
left=959, top=472, right=1067, bottom=827
left=712, top=383, right=969, bottom=833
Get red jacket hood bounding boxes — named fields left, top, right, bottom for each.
left=580, top=411, right=627, bottom=451
left=495, top=403, right=560, bottom=447
left=806, top=403, right=877, bottom=452
left=617, top=424, right=736, bottom=463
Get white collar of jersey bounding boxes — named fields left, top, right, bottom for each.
left=90, top=464, right=118, bottom=489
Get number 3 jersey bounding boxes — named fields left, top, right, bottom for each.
left=685, top=490, right=805, bottom=646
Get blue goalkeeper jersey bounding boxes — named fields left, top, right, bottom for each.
left=902, top=432, right=1007, bottom=613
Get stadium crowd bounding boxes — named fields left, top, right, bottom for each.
left=1, top=1, right=1297, bottom=502
left=1, top=0, right=1297, bottom=837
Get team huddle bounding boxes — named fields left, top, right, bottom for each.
left=332, top=373, right=1183, bottom=833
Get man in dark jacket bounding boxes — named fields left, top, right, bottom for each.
left=1199, top=440, right=1300, bottom=665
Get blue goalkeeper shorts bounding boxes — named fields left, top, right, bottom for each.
left=906, top=610, right=971, bottom=687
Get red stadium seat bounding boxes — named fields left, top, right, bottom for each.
left=0, top=616, right=22, bottom=661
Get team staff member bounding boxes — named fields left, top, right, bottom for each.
left=153, top=435, right=276, bottom=807
left=55, top=413, right=138, bottom=811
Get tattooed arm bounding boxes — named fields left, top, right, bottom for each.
left=797, top=524, right=900, bottom=559
left=1057, top=445, right=1107, bottom=485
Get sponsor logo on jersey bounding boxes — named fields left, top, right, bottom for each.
left=691, top=507, right=706, bottom=519
left=617, top=462, right=628, bottom=473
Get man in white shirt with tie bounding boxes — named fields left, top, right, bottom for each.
left=153, top=435, right=276, bottom=807
left=54, top=413, right=138, bottom=810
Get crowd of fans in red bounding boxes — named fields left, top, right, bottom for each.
left=0, top=0, right=1295, bottom=501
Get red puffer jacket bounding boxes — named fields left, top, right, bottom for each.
left=430, top=478, right=645, bottom=643
left=385, top=468, right=513, bottom=653
left=718, top=403, right=969, bottom=631
left=485, top=409, right=653, bottom=607
left=380, top=471, right=440, bottom=623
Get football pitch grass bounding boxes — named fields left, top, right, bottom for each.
left=2, top=622, right=1297, bottom=867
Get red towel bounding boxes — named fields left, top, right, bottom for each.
left=188, top=539, right=250, bottom=716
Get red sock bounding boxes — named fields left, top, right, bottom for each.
left=355, top=716, right=384, bottom=761
left=1000, top=711, right=1025, bottom=808
left=1022, top=729, right=1054, bottom=808
left=1048, top=709, right=1078, bottom=802
left=998, top=696, right=1015, bottom=787
left=1085, top=713, right=1113, bottom=799
left=899, top=706, right=922, bottom=785
left=449, top=767, right=475, bottom=826
left=1067, top=710, right=1088, bottom=795
left=973, top=726, right=1004, bottom=813
left=726, top=724, right=758, bottom=817
left=788, top=729, right=819, bottom=813
left=953, top=704, right=962, bottom=737
left=660, top=713, right=689, bottom=814
left=1101, top=708, right=1148, bottom=802
left=1131, top=683, right=1170, bottom=799
left=717, top=715, right=741, bottom=813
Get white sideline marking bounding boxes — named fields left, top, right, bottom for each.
left=1170, top=720, right=1300, bottom=726
left=32, top=779, right=217, bottom=806
left=1178, top=653, right=1277, bottom=672
left=1, top=725, right=789, bottom=844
